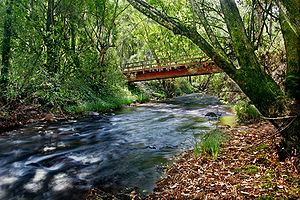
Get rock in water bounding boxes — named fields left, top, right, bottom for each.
left=205, top=112, right=218, bottom=118
left=87, top=111, right=100, bottom=116
left=146, top=145, right=157, bottom=149
left=45, top=113, right=56, bottom=122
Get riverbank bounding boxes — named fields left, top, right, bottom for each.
left=84, top=120, right=299, bottom=199
left=0, top=85, right=158, bottom=133
left=0, top=95, right=143, bottom=134
left=147, top=121, right=299, bottom=199
left=0, top=102, right=79, bottom=133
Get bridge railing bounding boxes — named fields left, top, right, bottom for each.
left=121, top=54, right=213, bottom=73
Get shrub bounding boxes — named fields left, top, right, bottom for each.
left=234, top=100, right=261, bottom=121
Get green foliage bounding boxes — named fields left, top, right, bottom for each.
left=193, top=129, right=226, bottom=158
left=191, top=73, right=241, bottom=104
left=64, top=74, right=135, bottom=113
left=127, top=82, right=151, bottom=103
left=234, top=100, right=261, bottom=121
left=66, top=93, right=134, bottom=113
left=135, top=93, right=150, bottom=103
left=0, top=0, right=136, bottom=114
left=0, top=0, right=243, bottom=115
left=142, top=77, right=195, bottom=98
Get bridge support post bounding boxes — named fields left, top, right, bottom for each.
left=157, top=59, right=161, bottom=72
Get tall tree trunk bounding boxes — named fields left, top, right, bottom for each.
left=279, top=8, right=300, bottom=101
left=70, top=23, right=80, bottom=71
left=46, top=0, right=56, bottom=73
left=1, top=0, right=13, bottom=94
left=278, top=7, right=300, bottom=159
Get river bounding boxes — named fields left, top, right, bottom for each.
left=0, top=94, right=232, bottom=200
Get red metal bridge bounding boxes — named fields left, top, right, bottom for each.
left=121, top=54, right=222, bottom=82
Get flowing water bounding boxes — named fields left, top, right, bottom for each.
left=0, top=94, right=233, bottom=200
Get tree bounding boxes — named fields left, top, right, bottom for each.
left=82, top=0, right=125, bottom=68
left=278, top=0, right=300, bottom=36
left=278, top=1, right=300, bottom=102
left=126, top=0, right=299, bottom=158
left=1, top=0, right=13, bottom=95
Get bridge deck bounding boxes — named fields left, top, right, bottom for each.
left=121, top=54, right=222, bottom=82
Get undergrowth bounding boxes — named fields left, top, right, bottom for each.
left=193, top=129, right=226, bottom=158
left=234, top=100, right=261, bottom=121
left=66, top=94, right=135, bottom=113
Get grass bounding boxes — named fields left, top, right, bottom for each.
left=66, top=95, right=135, bottom=113
left=136, top=93, right=150, bottom=103
left=193, top=129, right=226, bottom=158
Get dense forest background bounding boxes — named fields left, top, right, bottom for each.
left=0, top=0, right=299, bottom=155
left=0, top=0, right=244, bottom=114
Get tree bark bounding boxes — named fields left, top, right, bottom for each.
left=278, top=0, right=300, bottom=36
left=70, top=23, right=80, bottom=71
left=219, top=0, right=287, bottom=116
left=1, top=0, right=13, bottom=92
left=279, top=8, right=300, bottom=101
left=278, top=6, right=300, bottom=159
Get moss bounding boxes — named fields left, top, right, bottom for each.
left=256, top=144, right=270, bottom=151
left=220, top=115, right=238, bottom=127
left=257, top=195, right=275, bottom=200
left=242, top=165, right=259, bottom=175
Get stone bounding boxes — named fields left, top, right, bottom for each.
left=45, top=113, right=56, bottom=122
left=87, top=111, right=100, bottom=116
left=205, top=112, right=218, bottom=117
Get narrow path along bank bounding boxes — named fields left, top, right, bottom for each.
left=144, top=121, right=299, bottom=199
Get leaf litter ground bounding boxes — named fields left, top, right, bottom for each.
left=85, top=121, right=299, bottom=199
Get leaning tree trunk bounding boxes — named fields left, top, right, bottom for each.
left=1, top=0, right=13, bottom=96
left=221, top=0, right=299, bottom=160
left=126, top=0, right=299, bottom=158
left=219, top=0, right=287, bottom=117
left=278, top=0, right=300, bottom=36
